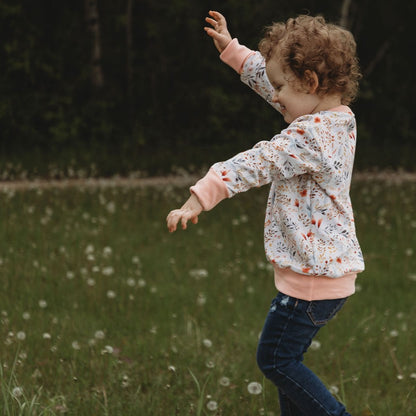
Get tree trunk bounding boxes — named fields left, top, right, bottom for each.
left=85, top=0, right=104, bottom=88
left=126, top=0, right=133, bottom=92
left=339, top=0, right=352, bottom=29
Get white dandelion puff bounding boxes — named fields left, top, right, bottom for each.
left=390, top=329, right=399, bottom=337
left=206, top=400, right=218, bottom=411
left=197, top=293, right=207, bottom=306
left=101, top=345, right=114, bottom=355
left=126, top=278, right=136, bottom=287
left=329, top=385, right=339, bottom=395
left=16, top=331, right=26, bottom=341
left=106, top=290, right=116, bottom=299
left=102, top=266, right=114, bottom=276
left=247, top=381, right=263, bottom=395
left=94, top=330, right=105, bottom=340
left=310, top=340, right=321, bottom=350
left=71, top=341, right=81, bottom=350
left=189, top=269, right=209, bottom=280
left=12, top=387, right=23, bottom=398
left=66, top=271, right=75, bottom=280
left=38, top=300, right=47, bottom=309
left=219, top=376, right=230, bottom=387
left=203, top=339, right=213, bottom=348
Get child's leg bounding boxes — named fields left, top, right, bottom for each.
left=256, top=293, right=351, bottom=416
left=278, top=389, right=304, bottom=416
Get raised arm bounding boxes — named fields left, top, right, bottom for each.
left=204, top=11, right=281, bottom=113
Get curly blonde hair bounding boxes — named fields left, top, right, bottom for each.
left=258, top=15, right=361, bottom=104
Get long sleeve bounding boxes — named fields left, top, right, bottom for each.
left=220, top=39, right=281, bottom=113
left=211, top=120, right=322, bottom=198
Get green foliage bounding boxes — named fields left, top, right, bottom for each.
left=0, top=0, right=414, bottom=176
left=0, top=179, right=416, bottom=414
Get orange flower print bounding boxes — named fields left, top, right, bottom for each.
left=300, top=189, right=307, bottom=197
left=296, top=128, right=305, bottom=135
left=314, top=116, right=321, bottom=123
left=302, top=267, right=311, bottom=273
left=294, top=199, right=300, bottom=207
left=221, top=170, right=231, bottom=182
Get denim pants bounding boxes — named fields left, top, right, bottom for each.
left=256, top=292, right=351, bottom=416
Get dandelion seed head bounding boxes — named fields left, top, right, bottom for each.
left=16, top=331, right=26, bottom=341
left=329, top=385, right=339, bottom=395
left=138, top=278, right=146, bottom=288
left=38, top=300, right=47, bottom=309
left=94, top=330, right=105, bottom=340
left=310, top=340, right=321, bottom=350
left=106, top=290, right=116, bottom=299
left=103, top=246, right=113, bottom=257
left=197, top=293, right=207, bottom=306
left=203, top=339, right=213, bottom=348
left=205, top=360, right=215, bottom=369
left=43, top=333, right=51, bottom=340
left=219, top=376, right=230, bottom=387
left=247, top=381, right=263, bottom=395
left=102, top=266, right=114, bottom=276
left=72, top=341, right=81, bottom=350
left=66, top=271, right=75, bottom=280
left=22, top=312, right=31, bottom=320
left=87, top=278, right=96, bottom=286
left=189, top=269, right=209, bottom=280
left=85, top=244, right=94, bottom=254
left=12, top=387, right=23, bottom=398
left=126, top=278, right=136, bottom=287
left=206, top=400, right=218, bottom=411
left=101, top=345, right=114, bottom=354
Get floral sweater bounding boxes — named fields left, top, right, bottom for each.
left=190, top=39, right=365, bottom=300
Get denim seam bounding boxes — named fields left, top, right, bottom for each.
left=307, top=299, right=346, bottom=326
left=275, top=367, right=337, bottom=416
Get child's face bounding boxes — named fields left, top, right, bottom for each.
left=266, top=57, right=321, bottom=124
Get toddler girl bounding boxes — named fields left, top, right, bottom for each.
left=167, top=10, right=364, bottom=415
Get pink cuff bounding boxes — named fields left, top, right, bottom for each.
left=190, top=168, right=230, bottom=211
left=220, top=38, right=255, bottom=74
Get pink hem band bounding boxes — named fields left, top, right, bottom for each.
left=220, top=38, right=255, bottom=74
left=190, top=169, right=230, bottom=211
left=274, top=266, right=357, bottom=301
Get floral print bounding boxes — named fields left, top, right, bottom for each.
left=211, top=52, right=365, bottom=278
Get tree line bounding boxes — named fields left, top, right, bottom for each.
left=0, top=0, right=414, bottom=177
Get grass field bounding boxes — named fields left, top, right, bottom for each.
left=0, top=177, right=415, bottom=415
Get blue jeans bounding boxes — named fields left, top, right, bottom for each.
left=256, top=292, right=351, bottom=416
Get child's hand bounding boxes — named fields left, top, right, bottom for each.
left=166, top=194, right=203, bottom=233
left=204, top=10, right=232, bottom=53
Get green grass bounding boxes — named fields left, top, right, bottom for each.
left=0, top=179, right=415, bottom=415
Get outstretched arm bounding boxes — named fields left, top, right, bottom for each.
left=204, top=10, right=232, bottom=53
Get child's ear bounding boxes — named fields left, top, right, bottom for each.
left=304, top=70, right=319, bottom=94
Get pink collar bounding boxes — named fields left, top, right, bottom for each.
left=328, top=105, right=352, bottom=114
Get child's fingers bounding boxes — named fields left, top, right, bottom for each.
left=205, top=17, right=218, bottom=28
left=208, top=10, right=225, bottom=23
